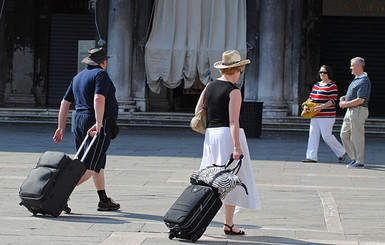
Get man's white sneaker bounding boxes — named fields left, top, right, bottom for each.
left=347, top=161, right=364, bottom=168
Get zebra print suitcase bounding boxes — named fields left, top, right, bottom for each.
left=163, top=184, right=222, bottom=242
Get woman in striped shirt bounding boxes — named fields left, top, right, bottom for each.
left=302, top=65, right=347, bottom=163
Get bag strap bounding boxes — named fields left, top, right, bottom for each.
left=202, top=82, right=211, bottom=109
left=213, top=154, right=243, bottom=172
left=224, top=155, right=235, bottom=168
left=225, top=154, right=244, bottom=175
left=232, top=160, right=242, bottom=175
left=241, top=183, right=249, bottom=195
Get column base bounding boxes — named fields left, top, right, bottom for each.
left=118, top=100, right=136, bottom=112
left=134, top=98, right=149, bottom=112
left=291, top=104, right=300, bottom=116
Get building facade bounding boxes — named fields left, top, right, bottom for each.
left=0, top=0, right=384, bottom=117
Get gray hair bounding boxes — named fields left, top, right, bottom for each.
left=350, top=57, right=365, bottom=69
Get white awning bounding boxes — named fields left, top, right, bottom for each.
left=145, top=0, right=247, bottom=93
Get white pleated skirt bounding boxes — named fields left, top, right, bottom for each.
left=200, top=127, right=261, bottom=213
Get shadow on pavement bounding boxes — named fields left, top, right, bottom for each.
left=33, top=213, right=130, bottom=224
left=364, top=165, right=385, bottom=171
left=199, top=235, right=332, bottom=245
left=118, top=211, right=163, bottom=222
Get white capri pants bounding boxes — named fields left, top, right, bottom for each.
left=306, top=117, right=345, bottom=161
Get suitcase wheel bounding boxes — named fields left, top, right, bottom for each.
left=168, top=232, right=174, bottom=240
left=191, top=235, right=198, bottom=243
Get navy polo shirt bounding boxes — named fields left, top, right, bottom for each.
left=63, top=65, right=119, bottom=121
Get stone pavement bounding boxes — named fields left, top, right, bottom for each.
left=1, top=124, right=385, bottom=245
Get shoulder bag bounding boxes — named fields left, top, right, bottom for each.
left=190, top=108, right=207, bottom=134
left=190, top=84, right=210, bottom=134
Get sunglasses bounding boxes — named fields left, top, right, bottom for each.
left=319, top=71, right=328, bottom=74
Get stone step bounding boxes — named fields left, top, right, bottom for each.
left=0, top=108, right=384, bottom=136
left=0, top=108, right=194, bottom=128
left=263, top=120, right=385, bottom=130
left=262, top=116, right=385, bottom=136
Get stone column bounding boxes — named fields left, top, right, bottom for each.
left=131, top=0, right=154, bottom=112
left=107, top=0, right=135, bottom=111
left=257, top=0, right=288, bottom=117
left=283, top=0, right=302, bottom=116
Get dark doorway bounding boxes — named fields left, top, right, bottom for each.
left=320, top=16, right=385, bottom=117
left=47, top=13, right=95, bottom=105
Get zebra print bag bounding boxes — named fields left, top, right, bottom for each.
left=190, top=155, right=248, bottom=200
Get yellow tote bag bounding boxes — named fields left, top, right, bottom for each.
left=301, top=99, right=320, bottom=119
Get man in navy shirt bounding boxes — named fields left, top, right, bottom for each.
left=53, top=47, right=120, bottom=212
left=339, top=57, right=371, bottom=169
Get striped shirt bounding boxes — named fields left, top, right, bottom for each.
left=309, top=81, right=338, bottom=118
left=345, top=73, right=371, bottom=108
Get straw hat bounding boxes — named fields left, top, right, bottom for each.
left=81, top=47, right=112, bottom=66
left=213, top=50, right=250, bottom=69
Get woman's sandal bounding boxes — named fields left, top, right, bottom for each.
left=224, top=224, right=245, bottom=235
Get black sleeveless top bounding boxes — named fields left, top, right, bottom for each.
left=205, top=79, right=239, bottom=128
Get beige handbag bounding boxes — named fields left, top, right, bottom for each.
left=190, top=108, right=207, bottom=134
left=301, top=99, right=320, bottom=119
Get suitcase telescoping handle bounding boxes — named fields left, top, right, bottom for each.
left=74, top=132, right=98, bottom=162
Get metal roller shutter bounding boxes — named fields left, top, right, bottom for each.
left=320, top=16, right=385, bottom=117
left=48, top=14, right=95, bottom=105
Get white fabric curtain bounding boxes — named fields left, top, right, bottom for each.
left=145, top=0, right=247, bottom=94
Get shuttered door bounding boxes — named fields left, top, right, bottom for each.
left=320, top=16, right=385, bottom=117
left=48, top=14, right=95, bottom=105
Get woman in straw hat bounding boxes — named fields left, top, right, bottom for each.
left=195, top=50, right=260, bottom=235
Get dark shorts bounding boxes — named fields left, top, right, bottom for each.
left=72, top=110, right=112, bottom=173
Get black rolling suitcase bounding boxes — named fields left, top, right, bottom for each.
left=19, top=133, right=98, bottom=217
left=163, top=184, right=222, bottom=242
